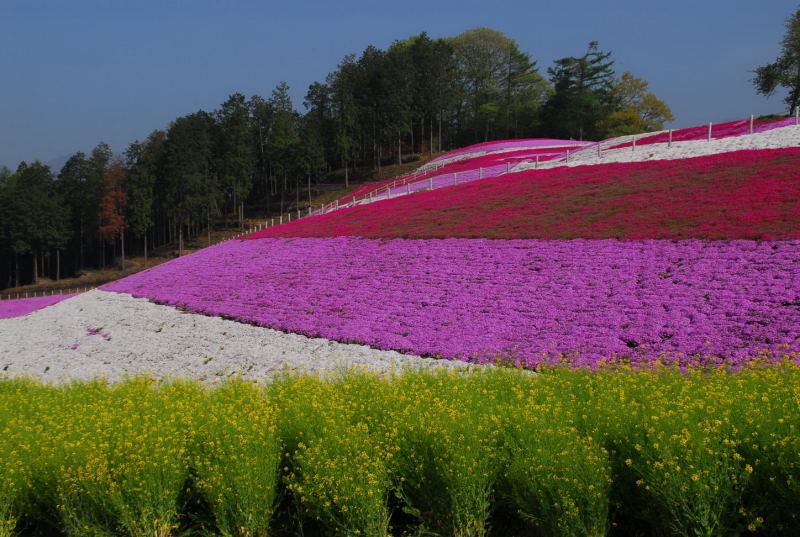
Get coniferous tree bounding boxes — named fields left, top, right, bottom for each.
left=541, top=41, right=616, bottom=140
left=124, top=131, right=164, bottom=265
left=267, top=82, right=301, bottom=214
left=57, top=152, right=94, bottom=272
left=216, top=93, right=256, bottom=226
left=162, top=111, right=219, bottom=253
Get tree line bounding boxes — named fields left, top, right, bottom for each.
left=0, top=27, right=674, bottom=291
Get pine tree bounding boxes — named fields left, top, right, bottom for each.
left=541, top=41, right=616, bottom=140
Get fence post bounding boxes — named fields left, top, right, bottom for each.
left=429, top=177, right=433, bottom=190
left=749, top=114, right=754, bottom=134
left=566, top=150, right=570, bottom=161
left=453, top=173, right=457, bottom=186
left=708, top=122, right=712, bottom=141
left=632, top=137, right=636, bottom=151
left=407, top=183, right=410, bottom=195
left=506, top=162, right=510, bottom=173
left=479, top=167, right=483, bottom=179
left=280, top=215, right=283, bottom=225
left=668, top=129, right=673, bottom=147
left=597, top=144, right=601, bottom=158
left=535, top=155, right=539, bottom=168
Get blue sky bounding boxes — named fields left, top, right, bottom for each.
left=0, top=0, right=792, bottom=168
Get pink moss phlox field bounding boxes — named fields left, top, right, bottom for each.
left=102, top=238, right=800, bottom=368
left=340, top=144, right=584, bottom=205
left=0, top=293, right=78, bottom=319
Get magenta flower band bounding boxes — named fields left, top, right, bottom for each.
left=102, top=238, right=800, bottom=368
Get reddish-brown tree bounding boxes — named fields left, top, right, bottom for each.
left=98, top=157, right=128, bottom=269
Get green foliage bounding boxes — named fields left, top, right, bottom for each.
left=1, top=367, right=800, bottom=536
left=541, top=41, right=617, bottom=140
left=217, top=93, right=257, bottom=208
left=500, top=396, right=611, bottom=537
left=754, top=7, right=800, bottom=112
left=288, top=422, right=392, bottom=537
left=124, top=131, right=165, bottom=241
left=162, top=111, right=220, bottom=227
left=598, top=72, right=674, bottom=137
left=194, top=382, right=282, bottom=537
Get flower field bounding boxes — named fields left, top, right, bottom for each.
left=0, top=293, right=77, bottom=319
left=1, top=366, right=800, bottom=537
left=4, top=123, right=800, bottom=537
left=252, top=148, right=800, bottom=240
left=336, top=140, right=588, bottom=207
left=102, top=238, right=800, bottom=368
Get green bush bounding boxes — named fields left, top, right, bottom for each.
left=0, top=366, right=798, bottom=536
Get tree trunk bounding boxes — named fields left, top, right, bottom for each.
left=14, top=253, right=19, bottom=288
left=398, top=131, right=402, bottom=166
left=232, top=189, right=237, bottom=225
left=207, top=208, right=211, bottom=247
left=33, top=251, right=38, bottom=284
left=420, top=119, right=424, bottom=155
left=344, top=163, right=349, bottom=188
left=410, top=119, right=414, bottom=155
left=56, top=249, right=60, bottom=281
left=431, top=120, right=434, bottom=156
left=79, top=222, right=84, bottom=271
left=144, top=234, right=148, bottom=267
left=438, top=112, right=442, bottom=153
left=179, top=226, right=183, bottom=257
left=308, top=173, right=311, bottom=205
left=121, top=231, right=125, bottom=271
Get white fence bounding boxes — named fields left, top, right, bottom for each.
left=0, top=286, right=96, bottom=300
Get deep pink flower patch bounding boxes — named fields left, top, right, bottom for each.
left=338, top=141, right=590, bottom=206
left=250, top=148, right=800, bottom=241
left=0, top=294, right=78, bottom=319
left=101, top=238, right=800, bottom=368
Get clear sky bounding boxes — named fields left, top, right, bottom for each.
left=0, top=0, right=792, bottom=169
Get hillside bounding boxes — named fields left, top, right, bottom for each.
left=249, top=148, right=800, bottom=240
left=2, top=118, right=800, bottom=379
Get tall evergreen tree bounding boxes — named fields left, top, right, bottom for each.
left=267, top=82, right=301, bottom=212
left=124, top=130, right=164, bottom=265
left=216, top=93, right=256, bottom=225
left=162, top=111, right=219, bottom=252
left=541, top=41, right=616, bottom=140
left=57, top=152, right=95, bottom=272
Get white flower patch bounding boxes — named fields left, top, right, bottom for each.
left=0, top=289, right=468, bottom=384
